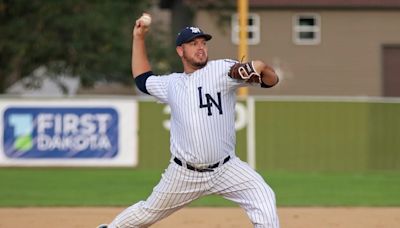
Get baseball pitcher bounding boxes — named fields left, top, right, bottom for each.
left=98, top=13, right=279, bottom=228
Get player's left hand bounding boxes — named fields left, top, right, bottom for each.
left=228, top=61, right=262, bottom=83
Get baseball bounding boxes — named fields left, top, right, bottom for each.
left=140, top=13, right=151, bottom=27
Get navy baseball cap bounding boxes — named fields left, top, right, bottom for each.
left=176, top=26, right=212, bottom=46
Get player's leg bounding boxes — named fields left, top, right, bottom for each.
left=107, top=162, right=209, bottom=228
left=210, top=157, right=279, bottom=228
left=107, top=200, right=185, bottom=228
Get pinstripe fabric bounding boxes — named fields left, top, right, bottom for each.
left=107, top=59, right=279, bottom=227
left=146, top=59, right=244, bottom=164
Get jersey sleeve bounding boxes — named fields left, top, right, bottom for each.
left=145, top=74, right=173, bottom=103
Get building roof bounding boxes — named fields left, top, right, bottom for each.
left=159, top=0, right=400, bottom=10
left=250, top=0, right=400, bottom=9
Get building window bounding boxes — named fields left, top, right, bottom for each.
left=231, top=13, right=260, bottom=45
left=293, top=14, right=321, bottom=45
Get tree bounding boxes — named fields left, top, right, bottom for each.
left=159, top=0, right=235, bottom=72
left=0, top=0, right=172, bottom=94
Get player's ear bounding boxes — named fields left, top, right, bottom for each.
left=176, top=46, right=183, bottom=57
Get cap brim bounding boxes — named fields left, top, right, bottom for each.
left=178, top=34, right=212, bottom=46
left=194, top=34, right=212, bottom=41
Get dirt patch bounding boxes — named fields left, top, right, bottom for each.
left=0, top=207, right=399, bottom=228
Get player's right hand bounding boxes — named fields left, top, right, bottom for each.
left=133, top=18, right=149, bottom=39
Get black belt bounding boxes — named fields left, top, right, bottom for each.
left=173, top=156, right=231, bottom=172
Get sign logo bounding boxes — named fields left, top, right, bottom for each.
left=3, top=107, right=119, bottom=159
left=8, top=114, right=34, bottom=151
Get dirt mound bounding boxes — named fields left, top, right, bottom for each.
left=0, top=207, right=399, bottom=228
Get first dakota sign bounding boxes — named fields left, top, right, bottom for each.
left=0, top=98, right=138, bottom=167
left=3, top=107, right=118, bottom=158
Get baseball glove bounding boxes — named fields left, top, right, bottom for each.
left=228, top=61, right=261, bottom=83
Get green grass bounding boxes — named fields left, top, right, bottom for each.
left=0, top=168, right=161, bottom=206
left=1, top=168, right=399, bottom=207
left=268, top=171, right=400, bottom=206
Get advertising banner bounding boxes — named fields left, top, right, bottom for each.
left=0, top=97, right=138, bottom=167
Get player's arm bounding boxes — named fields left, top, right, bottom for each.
left=253, top=60, right=279, bottom=88
left=132, top=17, right=152, bottom=78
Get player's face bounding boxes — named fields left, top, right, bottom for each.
left=180, top=37, right=208, bottom=69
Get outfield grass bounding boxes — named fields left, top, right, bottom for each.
left=1, top=168, right=399, bottom=207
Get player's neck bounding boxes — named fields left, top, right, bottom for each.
left=183, top=63, right=206, bottom=74
left=184, top=68, right=197, bottom=74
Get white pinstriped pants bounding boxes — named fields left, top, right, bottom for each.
left=108, top=156, right=279, bottom=228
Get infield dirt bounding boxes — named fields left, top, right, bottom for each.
left=0, top=207, right=399, bottom=228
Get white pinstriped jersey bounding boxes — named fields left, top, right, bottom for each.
left=146, top=59, right=245, bottom=165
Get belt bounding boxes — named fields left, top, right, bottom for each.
left=173, top=156, right=231, bottom=172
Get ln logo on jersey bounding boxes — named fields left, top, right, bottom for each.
left=198, top=87, right=223, bottom=116
left=3, top=107, right=118, bottom=159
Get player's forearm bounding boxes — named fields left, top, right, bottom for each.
left=260, top=65, right=278, bottom=86
left=132, top=36, right=151, bottom=78
left=253, top=60, right=279, bottom=87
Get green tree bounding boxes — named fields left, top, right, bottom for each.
left=0, top=0, right=172, bottom=94
left=159, top=0, right=234, bottom=72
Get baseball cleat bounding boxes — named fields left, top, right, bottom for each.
left=96, top=224, right=108, bottom=228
